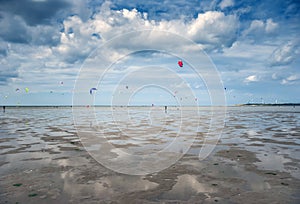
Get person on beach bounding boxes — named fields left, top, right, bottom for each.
left=165, top=106, right=167, bottom=113
left=3, top=106, right=5, bottom=113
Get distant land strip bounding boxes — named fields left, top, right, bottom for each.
left=1, top=103, right=300, bottom=108
left=239, top=103, right=300, bottom=106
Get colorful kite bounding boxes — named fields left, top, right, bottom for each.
left=89, top=87, right=97, bottom=95
left=178, top=60, right=183, bottom=67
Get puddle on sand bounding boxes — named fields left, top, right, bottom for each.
left=254, top=152, right=300, bottom=179
left=255, top=153, right=291, bottom=172
left=180, top=154, right=272, bottom=193
left=160, top=174, right=215, bottom=201
left=61, top=171, right=159, bottom=201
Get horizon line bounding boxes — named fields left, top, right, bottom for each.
left=1, top=103, right=300, bottom=108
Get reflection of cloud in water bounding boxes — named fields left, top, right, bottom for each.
left=161, top=174, right=214, bottom=201
left=254, top=153, right=300, bottom=179
left=61, top=170, right=158, bottom=200
left=255, top=153, right=292, bottom=172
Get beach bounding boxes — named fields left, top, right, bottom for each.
left=0, top=106, right=299, bottom=203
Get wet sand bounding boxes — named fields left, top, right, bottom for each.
left=0, top=107, right=299, bottom=203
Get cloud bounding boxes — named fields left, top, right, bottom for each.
left=0, top=0, right=70, bottom=26
left=110, top=0, right=216, bottom=21
left=0, top=57, right=19, bottom=85
left=271, top=72, right=279, bottom=80
left=265, top=19, right=278, bottom=33
left=187, top=11, right=239, bottom=50
left=0, top=0, right=88, bottom=47
left=242, top=18, right=278, bottom=39
left=219, top=0, right=234, bottom=10
left=47, top=2, right=240, bottom=66
left=70, top=0, right=95, bottom=22
left=52, top=15, right=102, bottom=63
left=0, top=41, right=8, bottom=57
left=0, top=11, right=62, bottom=46
left=281, top=74, right=299, bottom=85
left=0, top=12, right=31, bottom=44
left=244, top=75, right=259, bottom=83
left=269, top=41, right=299, bottom=66
left=58, top=3, right=239, bottom=57
left=0, top=0, right=299, bottom=106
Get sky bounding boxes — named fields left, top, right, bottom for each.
left=0, top=0, right=299, bottom=106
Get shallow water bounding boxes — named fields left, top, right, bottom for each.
left=0, top=106, right=299, bottom=203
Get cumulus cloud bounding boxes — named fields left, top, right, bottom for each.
left=244, top=75, right=259, bottom=83
left=242, top=18, right=278, bottom=39
left=0, top=0, right=240, bottom=69
left=187, top=11, right=239, bottom=50
left=53, top=2, right=239, bottom=63
left=0, top=0, right=238, bottom=78
left=43, top=1, right=241, bottom=67
left=269, top=41, right=299, bottom=66
left=52, top=14, right=104, bottom=64
left=108, top=0, right=215, bottom=21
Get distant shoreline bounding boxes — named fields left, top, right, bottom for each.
left=239, top=103, right=300, bottom=106
left=1, top=103, right=300, bottom=108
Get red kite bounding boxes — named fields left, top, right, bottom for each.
left=178, top=60, right=183, bottom=67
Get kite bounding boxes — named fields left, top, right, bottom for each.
left=178, top=60, right=183, bottom=67
left=25, top=88, right=29, bottom=93
left=89, top=87, right=97, bottom=95
left=15, top=88, right=20, bottom=92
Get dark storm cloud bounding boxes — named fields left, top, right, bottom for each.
left=0, top=12, right=31, bottom=44
left=0, top=0, right=70, bottom=45
left=0, top=41, right=8, bottom=57
left=0, top=0, right=71, bottom=26
left=0, top=11, right=61, bottom=45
